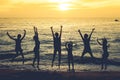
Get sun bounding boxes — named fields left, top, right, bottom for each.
left=59, top=4, right=70, bottom=11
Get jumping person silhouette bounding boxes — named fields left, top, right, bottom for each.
left=97, top=38, right=110, bottom=70
left=51, top=26, right=63, bottom=68
left=33, top=27, right=40, bottom=69
left=7, top=30, right=26, bottom=64
left=78, top=28, right=95, bottom=58
left=65, top=41, right=74, bottom=72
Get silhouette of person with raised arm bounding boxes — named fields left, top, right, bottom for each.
left=32, top=27, right=40, bottom=69
left=97, top=38, right=110, bottom=70
left=65, top=41, right=74, bottom=72
left=7, top=30, right=26, bottom=64
left=50, top=26, right=63, bottom=68
left=78, top=28, right=95, bottom=58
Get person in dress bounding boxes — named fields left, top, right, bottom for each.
left=97, top=37, right=110, bottom=70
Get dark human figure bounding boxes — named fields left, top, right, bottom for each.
left=51, top=26, right=63, bottom=68
left=97, top=38, right=110, bottom=70
left=7, top=30, right=26, bottom=64
left=78, top=28, right=95, bottom=58
left=33, top=27, right=40, bottom=69
left=65, top=41, right=74, bottom=72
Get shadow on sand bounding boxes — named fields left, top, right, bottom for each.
left=0, top=52, right=120, bottom=66
left=0, top=50, right=33, bottom=61
left=0, top=69, right=120, bottom=80
left=75, top=57, right=120, bottom=66
left=45, top=54, right=120, bottom=66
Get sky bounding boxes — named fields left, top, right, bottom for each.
left=0, top=0, right=120, bottom=18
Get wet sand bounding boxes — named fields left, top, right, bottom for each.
left=0, top=69, right=120, bottom=80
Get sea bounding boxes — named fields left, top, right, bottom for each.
left=0, top=17, right=120, bottom=72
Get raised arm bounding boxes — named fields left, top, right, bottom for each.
left=89, top=28, right=95, bottom=39
left=50, top=27, right=54, bottom=37
left=60, top=25, right=63, bottom=38
left=97, top=38, right=102, bottom=45
left=34, top=26, right=36, bottom=34
left=7, top=32, right=15, bottom=40
left=34, top=26, right=38, bottom=35
left=70, top=41, right=73, bottom=45
left=106, top=38, right=110, bottom=48
left=21, top=30, right=26, bottom=40
left=107, top=44, right=110, bottom=48
left=78, top=29, right=84, bottom=40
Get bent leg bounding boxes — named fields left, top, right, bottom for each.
left=81, top=50, right=86, bottom=58
left=20, top=50, right=24, bottom=64
left=89, top=50, right=94, bottom=58
left=12, top=51, right=19, bottom=62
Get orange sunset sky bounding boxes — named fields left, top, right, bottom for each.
left=0, top=0, right=120, bottom=18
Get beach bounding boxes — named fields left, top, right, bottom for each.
left=0, top=17, right=120, bottom=80
left=0, top=56, right=120, bottom=80
left=0, top=69, right=120, bottom=80
left=0, top=0, right=120, bottom=79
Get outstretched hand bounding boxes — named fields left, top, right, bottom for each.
left=92, top=28, right=95, bottom=31
left=34, top=26, right=36, bottom=29
left=24, top=30, right=26, bottom=32
left=78, top=29, right=80, bottom=32
left=50, top=26, right=53, bottom=29
left=61, top=25, right=63, bottom=28
left=7, top=32, right=9, bottom=35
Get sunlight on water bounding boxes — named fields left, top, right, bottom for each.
left=0, top=17, right=120, bottom=71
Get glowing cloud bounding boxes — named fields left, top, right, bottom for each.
left=59, top=4, right=70, bottom=10
left=49, top=0, right=72, bottom=3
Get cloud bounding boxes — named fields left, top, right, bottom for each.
left=11, top=0, right=49, bottom=3
left=0, top=0, right=120, bottom=17
left=71, top=0, right=120, bottom=9
left=82, top=0, right=106, bottom=2
left=0, top=0, right=11, bottom=5
left=0, top=3, right=64, bottom=17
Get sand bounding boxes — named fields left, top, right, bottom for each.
left=0, top=69, right=120, bottom=80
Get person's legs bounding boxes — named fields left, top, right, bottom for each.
left=101, top=58, right=104, bottom=70
left=33, top=53, right=37, bottom=67
left=68, top=57, right=70, bottom=71
left=37, top=52, right=40, bottom=69
left=58, top=50, right=61, bottom=68
left=71, top=56, right=74, bottom=70
left=51, top=50, right=57, bottom=67
left=81, top=50, right=86, bottom=58
left=12, top=51, right=18, bottom=62
left=89, top=50, right=94, bottom=58
left=68, top=54, right=71, bottom=71
left=20, top=49, right=24, bottom=64
left=105, top=58, right=107, bottom=70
